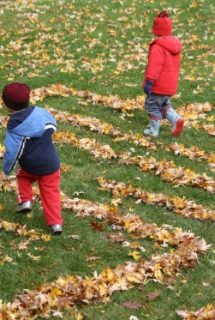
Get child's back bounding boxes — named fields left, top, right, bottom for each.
left=145, top=35, right=182, bottom=95
left=5, top=106, right=59, bottom=175
left=2, top=82, right=63, bottom=234
left=142, top=12, right=184, bottom=137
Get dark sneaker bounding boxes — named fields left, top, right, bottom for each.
left=51, top=224, right=62, bottom=235
left=16, top=201, right=33, bottom=214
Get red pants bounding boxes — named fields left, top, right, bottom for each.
left=16, top=168, right=63, bottom=226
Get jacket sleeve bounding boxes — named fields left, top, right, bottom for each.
left=145, top=43, right=164, bottom=81
left=43, top=109, right=57, bottom=133
left=3, top=131, right=25, bottom=175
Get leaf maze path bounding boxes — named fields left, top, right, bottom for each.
left=97, top=177, right=215, bottom=222
left=0, top=189, right=209, bottom=319
left=48, top=106, right=215, bottom=170
left=0, top=87, right=214, bottom=169
left=32, top=84, right=215, bottom=136
left=1, top=108, right=214, bottom=170
left=1, top=83, right=214, bottom=134
left=0, top=85, right=214, bottom=318
left=53, top=130, right=215, bottom=194
left=0, top=176, right=211, bottom=316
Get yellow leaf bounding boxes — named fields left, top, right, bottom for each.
left=41, top=234, right=51, bottom=242
left=129, top=250, right=141, bottom=261
left=101, top=267, right=115, bottom=281
left=74, top=312, right=84, bottom=320
left=50, top=287, right=63, bottom=300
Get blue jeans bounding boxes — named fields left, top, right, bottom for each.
left=144, top=93, right=173, bottom=120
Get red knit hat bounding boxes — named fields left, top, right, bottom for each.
left=2, top=82, right=30, bottom=110
left=152, top=11, right=172, bottom=36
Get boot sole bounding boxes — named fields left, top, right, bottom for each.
left=144, top=133, right=158, bottom=137
left=53, top=231, right=62, bottom=235
left=16, top=208, right=32, bottom=214
left=172, top=119, right=184, bottom=137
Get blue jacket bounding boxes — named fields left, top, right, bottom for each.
left=3, top=106, right=60, bottom=175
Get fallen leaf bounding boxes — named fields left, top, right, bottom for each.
left=107, top=233, right=126, bottom=243
left=73, top=312, right=84, bottom=320
left=129, top=316, right=139, bottom=320
left=52, top=310, right=63, bottom=318
left=90, top=221, right=104, bottom=232
left=27, top=253, right=41, bottom=261
left=111, top=198, right=122, bottom=207
left=146, top=290, right=161, bottom=301
left=122, top=300, right=142, bottom=310
left=129, top=250, right=141, bottom=261
left=202, top=282, right=210, bottom=287
left=67, top=234, right=81, bottom=240
left=86, top=256, right=101, bottom=262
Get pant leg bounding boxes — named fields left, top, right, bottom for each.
left=144, top=94, right=163, bottom=120
left=16, top=168, right=36, bottom=203
left=159, top=96, right=173, bottom=118
left=37, top=169, right=63, bottom=226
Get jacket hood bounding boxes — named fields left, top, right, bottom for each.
left=9, top=106, right=56, bottom=138
left=153, top=36, right=182, bottom=54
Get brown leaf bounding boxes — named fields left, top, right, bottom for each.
left=90, top=221, right=104, bottom=232
left=58, top=296, right=73, bottom=308
left=122, top=300, right=142, bottom=310
left=146, top=290, right=161, bottom=301
left=107, top=233, right=126, bottom=243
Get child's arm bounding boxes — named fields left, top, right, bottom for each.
left=145, top=44, right=164, bottom=84
left=3, top=132, right=25, bottom=175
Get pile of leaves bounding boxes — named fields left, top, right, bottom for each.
left=97, top=177, right=215, bottom=221
left=0, top=195, right=209, bottom=319
left=0, top=174, right=17, bottom=192
left=35, top=85, right=215, bottom=135
left=119, top=153, right=215, bottom=193
left=49, top=107, right=123, bottom=137
left=50, top=107, right=215, bottom=168
left=53, top=129, right=214, bottom=194
left=0, top=174, right=210, bottom=318
left=167, top=143, right=215, bottom=172
left=54, top=131, right=117, bottom=159
left=176, top=304, right=215, bottom=319
left=31, top=84, right=144, bottom=112
left=0, top=83, right=207, bottom=136
left=181, top=102, right=215, bottom=136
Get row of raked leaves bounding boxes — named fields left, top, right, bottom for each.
left=0, top=172, right=210, bottom=319
left=0, top=84, right=214, bottom=318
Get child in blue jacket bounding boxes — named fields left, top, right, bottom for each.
left=2, top=82, right=63, bottom=234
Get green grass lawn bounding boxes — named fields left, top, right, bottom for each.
left=0, top=0, right=214, bottom=319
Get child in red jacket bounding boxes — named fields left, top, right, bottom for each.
left=142, top=11, right=184, bottom=137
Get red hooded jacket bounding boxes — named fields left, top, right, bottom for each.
left=144, top=36, right=182, bottom=95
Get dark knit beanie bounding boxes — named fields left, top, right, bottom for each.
left=2, top=82, right=30, bottom=111
left=152, top=11, right=172, bottom=36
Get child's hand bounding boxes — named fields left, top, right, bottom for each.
left=143, top=79, right=154, bottom=95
